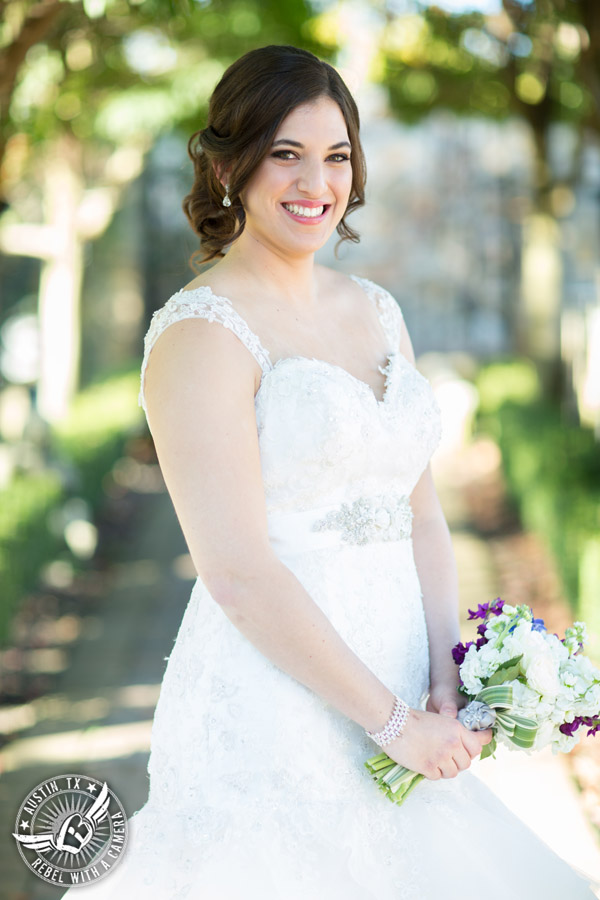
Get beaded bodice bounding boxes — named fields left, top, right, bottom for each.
left=139, top=275, right=442, bottom=528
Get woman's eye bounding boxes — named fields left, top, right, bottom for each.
left=271, top=150, right=350, bottom=162
left=271, top=150, right=297, bottom=160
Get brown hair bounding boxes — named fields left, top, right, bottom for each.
left=182, top=45, right=366, bottom=265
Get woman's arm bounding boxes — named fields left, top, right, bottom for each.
left=144, top=316, right=489, bottom=778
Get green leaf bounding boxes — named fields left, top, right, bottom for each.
left=486, top=656, right=523, bottom=687
left=480, top=736, right=497, bottom=761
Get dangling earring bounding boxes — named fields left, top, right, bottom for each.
left=222, top=183, right=231, bottom=207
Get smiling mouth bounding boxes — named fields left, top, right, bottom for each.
left=282, top=203, right=329, bottom=219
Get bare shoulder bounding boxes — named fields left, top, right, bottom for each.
left=399, top=319, right=416, bottom=366
left=180, top=260, right=243, bottom=301
left=143, top=311, right=261, bottom=417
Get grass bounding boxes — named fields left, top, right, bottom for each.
left=475, top=360, right=600, bottom=638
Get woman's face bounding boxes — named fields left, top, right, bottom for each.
left=240, top=95, right=354, bottom=258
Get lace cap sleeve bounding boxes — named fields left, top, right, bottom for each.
left=349, top=275, right=404, bottom=353
left=138, top=286, right=272, bottom=415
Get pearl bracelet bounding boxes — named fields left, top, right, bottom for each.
left=365, top=695, right=410, bottom=747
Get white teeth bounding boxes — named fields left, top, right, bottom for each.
left=283, top=203, right=325, bottom=218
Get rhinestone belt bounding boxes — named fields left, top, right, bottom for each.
left=311, top=493, right=413, bottom=546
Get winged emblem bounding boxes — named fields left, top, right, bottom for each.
left=13, top=782, right=110, bottom=857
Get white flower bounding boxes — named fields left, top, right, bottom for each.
left=576, top=682, right=600, bottom=716
left=459, top=646, right=485, bottom=695
left=533, top=719, right=555, bottom=751
left=525, top=653, right=560, bottom=698
left=554, top=685, right=577, bottom=717
left=512, top=681, right=540, bottom=710
left=545, top=632, right=569, bottom=663
left=509, top=627, right=547, bottom=667
left=553, top=729, right=581, bottom=754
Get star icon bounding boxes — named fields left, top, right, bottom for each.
left=20, top=820, right=30, bottom=830
left=86, top=783, right=98, bottom=794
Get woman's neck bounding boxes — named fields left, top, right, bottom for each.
left=215, top=232, right=320, bottom=310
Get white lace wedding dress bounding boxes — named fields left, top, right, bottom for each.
left=61, top=277, right=595, bottom=899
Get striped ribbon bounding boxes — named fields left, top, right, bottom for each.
left=365, top=684, right=538, bottom=805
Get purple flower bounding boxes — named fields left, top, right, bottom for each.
left=531, top=618, right=547, bottom=633
left=467, top=598, right=504, bottom=621
left=452, top=641, right=474, bottom=666
left=559, top=718, right=584, bottom=737
left=490, top=597, right=504, bottom=616
left=583, top=717, right=600, bottom=738
left=477, top=622, right=487, bottom=637
left=475, top=636, right=488, bottom=649
left=467, top=604, right=488, bottom=621
left=558, top=716, right=600, bottom=738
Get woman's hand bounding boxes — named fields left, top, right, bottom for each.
left=383, top=707, right=492, bottom=780
left=426, top=680, right=465, bottom=719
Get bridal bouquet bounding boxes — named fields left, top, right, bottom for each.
left=365, top=599, right=600, bottom=806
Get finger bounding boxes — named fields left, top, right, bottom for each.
left=439, top=702, right=458, bottom=718
left=439, top=760, right=459, bottom=779
left=463, top=731, right=489, bottom=759
left=479, top=728, right=494, bottom=745
left=453, top=749, right=471, bottom=772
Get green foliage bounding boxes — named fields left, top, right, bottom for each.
left=0, top=471, right=63, bottom=644
left=3, top=0, right=323, bottom=154
left=485, top=656, right=523, bottom=687
left=0, top=365, right=143, bottom=646
left=53, top=366, right=143, bottom=506
left=476, top=360, right=600, bottom=623
left=477, top=359, right=541, bottom=415
left=378, top=4, right=598, bottom=133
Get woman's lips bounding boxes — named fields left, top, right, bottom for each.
left=281, top=202, right=330, bottom=224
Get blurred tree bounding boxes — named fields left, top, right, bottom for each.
left=378, top=0, right=599, bottom=399
left=311, top=0, right=599, bottom=400
left=0, top=0, right=319, bottom=421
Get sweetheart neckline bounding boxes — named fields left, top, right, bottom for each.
left=256, top=351, right=401, bottom=407
left=177, top=283, right=401, bottom=407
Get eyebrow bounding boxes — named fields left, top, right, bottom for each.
left=272, top=139, right=351, bottom=150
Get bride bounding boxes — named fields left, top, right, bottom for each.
left=61, top=44, right=595, bottom=898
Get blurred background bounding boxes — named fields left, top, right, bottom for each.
left=1, top=0, right=600, bottom=897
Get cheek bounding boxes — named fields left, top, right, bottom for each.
left=336, top=165, right=353, bottom=193
left=244, top=167, right=293, bottom=213
left=333, top=169, right=353, bottom=207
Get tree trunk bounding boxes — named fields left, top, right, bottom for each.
left=37, top=136, right=84, bottom=423
left=518, top=210, right=563, bottom=396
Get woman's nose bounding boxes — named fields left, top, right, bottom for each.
left=296, top=159, right=327, bottom=197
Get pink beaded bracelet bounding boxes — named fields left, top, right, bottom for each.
left=365, top=695, right=410, bottom=747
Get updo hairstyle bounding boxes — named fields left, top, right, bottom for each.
left=182, top=44, right=366, bottom=264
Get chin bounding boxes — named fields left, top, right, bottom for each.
left=283, top=227, right=338, bottom=255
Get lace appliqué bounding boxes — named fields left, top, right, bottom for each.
left=350, top=274, right=404, bottom=353
left=312, top=493, right=413, bottom=546
left=138, top=286, right=272, bottom=413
